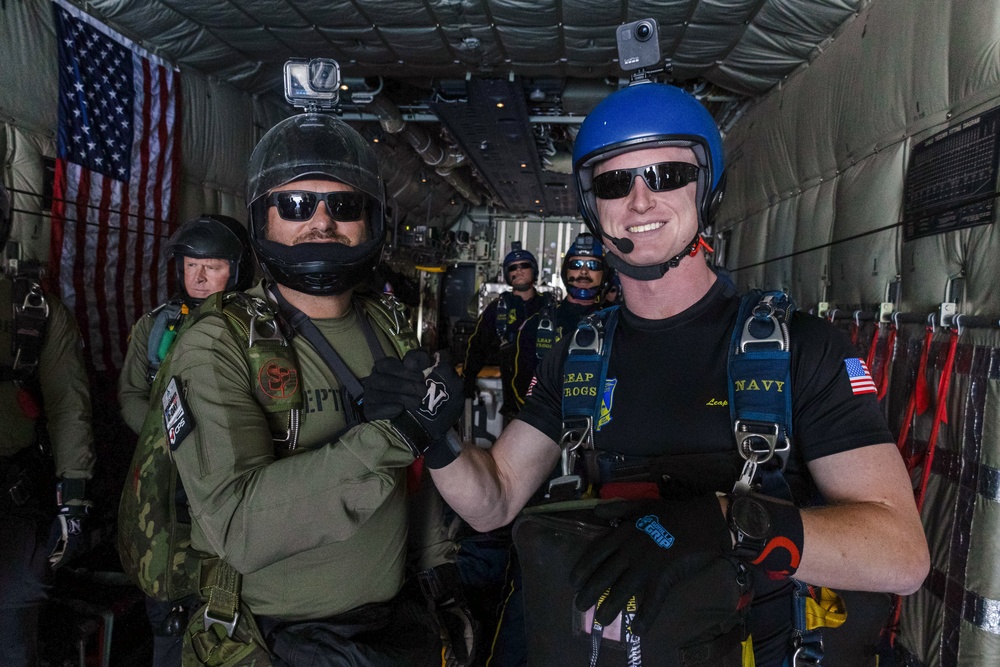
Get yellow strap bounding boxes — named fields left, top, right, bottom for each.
left=805, top=586, right=847, bottom=630
left=741, top=634, right=756, bottom=666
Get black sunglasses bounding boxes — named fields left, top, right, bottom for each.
left=592, top=162, right=700, bottom=199
left=267, top=190, right=367, bottom=222
left=567, top=258, right=601, bottom=271
left=507, top=261, right=533, bottom=272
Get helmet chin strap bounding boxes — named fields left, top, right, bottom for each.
left=604, top=232, right=702, bottom=281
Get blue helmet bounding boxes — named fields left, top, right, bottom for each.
left=502, top=241, right=538, bottom=286
left=561, top=232, right=608, bottom=300
left=573, top=84, right=725, bottom=239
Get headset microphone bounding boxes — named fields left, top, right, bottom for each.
left=606, top=235, right=634, bottom=254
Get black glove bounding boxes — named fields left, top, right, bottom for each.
left=362, top=349, right=429, bottom=421
left=652, top=556, right=754, bottom=650
left=569, top=495, right=732, bottom=636
left=47, top=479, right=92, bottom=569
left=363, top=349, right=464, bottom=467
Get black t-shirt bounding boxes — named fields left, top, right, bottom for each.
left=519, top=279, right=892, bottom=469
left=517, top=279, right=893, bottom=665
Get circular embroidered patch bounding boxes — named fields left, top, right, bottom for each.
left=258, top=359, right=300, bottom=400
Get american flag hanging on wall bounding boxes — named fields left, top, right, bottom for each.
left=50, top=0, right=181, bottom=373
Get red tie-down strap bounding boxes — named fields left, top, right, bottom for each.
left=896, top=327, right=935, bottom=470
left=914, top=330, right=959, bottom=512
left=864, top=323, right=897, bottom=401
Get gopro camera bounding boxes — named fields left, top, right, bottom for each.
left=284, top=58, right=341, bottom=111
left=616, top=19, right=661, bottom=71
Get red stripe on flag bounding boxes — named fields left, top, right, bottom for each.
left=72, top=167, right=91, bottom=361
left=115, top=180, right=133, bottom=357
left=133, top=57, right=153, bottom=325
left=48, top=159, right=68, bottom=293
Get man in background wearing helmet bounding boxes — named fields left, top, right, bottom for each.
left=0, top=181, right=96, bottom=667
left=117, top=213, right=253, bottom=667
left=462, top=242, right=550, bottom=425
left=510, top=232, right=607, bottom=412
left=118, top=214, right=254, bottom=434
left=164, top=114, right=461, bottom=664
left=428, top=84, right=928, bottom=666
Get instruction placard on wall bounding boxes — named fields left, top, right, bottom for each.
left=903, top=107, right=1000, bottom=241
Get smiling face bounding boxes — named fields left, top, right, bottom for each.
left=593, top=146, right=700, bottom=268
left=265, top=178, right=369, bottom=247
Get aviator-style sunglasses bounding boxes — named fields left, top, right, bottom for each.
left=566, top=258, right=601, bottom=271
left=267, top=190, right=367, bottom=222
left=507, top=261, right=533, bottom=272
left=592, top=162, right=700, bottom=199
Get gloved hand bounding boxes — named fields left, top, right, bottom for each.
left=363, top=349, right=464, bottom=467
left=569, top=494, right=732, bottom=636
left=652, top=556, right=754, bottom=650
left=47, top=479, right=92, bottom=568
left=48, top=503, right=90, bottom=568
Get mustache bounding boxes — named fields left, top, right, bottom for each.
left=294, top=230, right=354, bottom=244
left=566, top=276, right=594, bottom=285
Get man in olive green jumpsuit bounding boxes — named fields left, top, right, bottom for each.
left=0, top=180, right=96, bottom=667
left=118, top=214, right=253, bottom=434
left=165, top=114, right=465, bottom=665
left=118, top=213, right=253, bottom=666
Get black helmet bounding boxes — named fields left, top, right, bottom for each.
left=246, top=113, right=385, bottom=295
left=561, top=232, right=608, bottom=300
left=166, top=214, right=255, bottom=304
left=0, top=181, right=11, bottom=250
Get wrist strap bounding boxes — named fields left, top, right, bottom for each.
left=734, top=494, right=803, bottom=578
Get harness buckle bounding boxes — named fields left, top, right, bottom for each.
left=203, top=606, right=239, bottom=638
left=740, top=305, right=787, bottom=352
left=559, top=416, right=593, bottom=454
left=247, top=298, right=286, bottom=347
left=735, top=419, right=780, bottom=462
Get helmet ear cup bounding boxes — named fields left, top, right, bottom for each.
left=703, top=171, right=726, bottom=228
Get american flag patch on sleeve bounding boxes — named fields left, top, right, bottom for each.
left=845, top=358, right=877, bottom=395
left=526, top=375, right=538, bottom=396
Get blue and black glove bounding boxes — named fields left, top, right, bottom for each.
left=362, top=349, right=464, bottom=467
left=47, top=479, right=92, bottom=569
left=569, top=494, right=733, bottom=636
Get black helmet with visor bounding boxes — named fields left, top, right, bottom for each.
left=165, top=214, right=255, bottom=305
left=246, top=113, right=385, bottom=295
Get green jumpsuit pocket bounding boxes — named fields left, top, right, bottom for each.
left=182, top=600, right=273, bottom=667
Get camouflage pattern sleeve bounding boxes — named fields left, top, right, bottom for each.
left=118, top=311, right=155, bottom=434
left=39, top=294, right=95, bottom=479
left=169, top=315, right=416, bottom=575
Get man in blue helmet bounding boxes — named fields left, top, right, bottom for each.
left=427, top=84, right=928, bottom=666
left=510, top=232, right=608, bottom=412
left=462, top=242, right=551, bottom=424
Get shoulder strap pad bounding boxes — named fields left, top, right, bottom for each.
left=728, top=290, right=795, bottom=488
left=355, top=291, right=418, bottom=358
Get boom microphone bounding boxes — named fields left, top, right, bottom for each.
left=606, top=235, right=634, bottom=254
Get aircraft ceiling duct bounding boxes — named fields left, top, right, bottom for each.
left=366, top=92, right=482, bottom=206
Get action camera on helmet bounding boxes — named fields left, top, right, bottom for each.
left=616, top=19, right=661, bottom=71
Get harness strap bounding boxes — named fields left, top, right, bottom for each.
left=535, top=300, right=558, bottom=360
left=9, top=276, right=49, bottom=380
left=728, top=290, right=794, bottom=500
left=268, top=285, right=386, bottom=431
